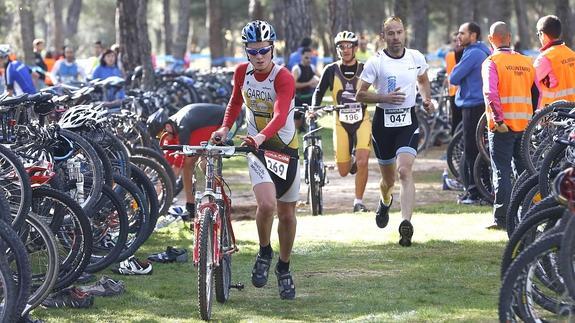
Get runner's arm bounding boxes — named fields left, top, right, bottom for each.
left=311, top=65, right=333, bottom=106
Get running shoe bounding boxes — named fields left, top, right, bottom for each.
left=251, top=252, right=273, bottom=288
left=147, top=246, right=188, bottom=263
left=375, top=196, right=392, bottom=228
left=353, top=203, right=369, bottom=213
left=275, top=266, right=296, bottom=300
left=78, top=276, right=125, bottom=297
left=41, top=287, right=94, bottom=309
left=113, top=256, right=153, bottom=275
left=399, top=219, right=414, bottom=247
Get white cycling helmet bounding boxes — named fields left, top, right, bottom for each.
left=334, top=31, right=358, bottom=45
left=58, top=105, right=107, bottom=129
left=241, top=20, right=277, bottom=43
left=0, top=44, right=11, bottom=58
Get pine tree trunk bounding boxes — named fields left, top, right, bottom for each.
left=207, top=0, right=224, bottom=67
left=328, top=0, right=352, bottom=58
left=172, top=0, right=191, bottom=60
left=249, top=0, right=264, bottom=21
left=19, top=0, right=35, bottom=66
left=514, top=0, right=531, bottom=50
left=163, top=0, right=172, bottom=55
left=281, top=0, right=312, bottom=64
left=457, top=0, right=476, bottom=25
left=409, top=0, right=428, bottom=53
left=51, top=0, right=64, bottom=53
left=116, top=0, right=140, bottom=71
left=556, top=0, right=573, bottom=47
left=488, top=0, right=511, bottom=25
left=137, top=0, right=154, bottom=90
left=65, top=0, right=82, bottom=42
left=393, top=0, right=409, bottom=26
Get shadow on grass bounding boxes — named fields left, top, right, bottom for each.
left=35, top=239, right=503, bottom=322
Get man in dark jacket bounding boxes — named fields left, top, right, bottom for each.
left=449, top=22, right=491, bottom=204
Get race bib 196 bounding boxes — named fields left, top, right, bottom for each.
left=384, top=107, right=412, bottom=127
left=339, top=106, right=363, bottom=124
left=264, top=151, right=290, bottom=180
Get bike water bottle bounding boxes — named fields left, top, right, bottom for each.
left=442, top=169, right=449, bottom=190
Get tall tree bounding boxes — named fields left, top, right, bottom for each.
left=328, top=0, right=353, bottom=58
left=488, top=0, right=511, bottom=25
left=207, top=0, right=224, bottom=67
left=457, top=0, right=477, bottom=25
left=281, top=0, right=312, bottom=64
left=163, top=0, right=172, bottom=55
left=172, top=0, right=191, bottom=60
left=19, top=0, right=35, bottom=65
left=65, top=0, right=82, bottom=42
left=249, top=0, right=264, bottom=21
left=51, top=0, right=64, bottom=52
left=556, top=0, right=573, bottom=47
left=409, top=0, right=428, bottom=53
left=136, top=0, right=153, bottom=90
left=514, top=0, right=531, bottom=50
left=393, top=0, right=409, bottom=25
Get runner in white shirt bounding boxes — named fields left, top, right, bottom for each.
left=356, top=16, right=434, bottom=247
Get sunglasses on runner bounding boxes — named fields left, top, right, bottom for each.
left=245, top=45, right=273, bottom=56
left=337, top=43, right=355, bottom=50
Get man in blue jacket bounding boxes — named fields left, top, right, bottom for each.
left=449, top=22, right=491, bottom=204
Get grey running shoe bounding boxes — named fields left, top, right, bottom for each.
left=41, top=287, right=94, bottom=309
left=275, top=267, right=296, bottom=300
left=78, top=276, right=125, bottom=297
left=353, top=203, right=369, bottom=213
left=251, top=252, right=273, bottom=288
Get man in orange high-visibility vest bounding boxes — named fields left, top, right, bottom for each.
left=534, top=15, right=575, bottom=108
left=482, top=22, right=535, bottom=230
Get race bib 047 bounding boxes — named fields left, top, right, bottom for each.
left=384, top=107, right=412, bottom=127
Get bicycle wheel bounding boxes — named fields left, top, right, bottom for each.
left=416, top=111, right=431, bottom=153
left=0, top=251, right=17, bottom=322
left=31, top=186, right=92, bottom=291
left=130, top=146, right=177, bottom=192
left=85, top=185, right=129, bottom=273
left=559, top=214, right=575, bottom=300
left=446, top=130, right=464, bottom=180
left=85, top=136, right=114, bottom=186
left=475, top=112, right=490, bottom=162
left=472, top=154, right=493, bottom=204
left=130, top=156, right=174, bottom=217
left=506, top=172, right=540, bottom=237
left=0, top=144, right=32, bottom=230
left=538, top=141, right=568, bottom=198
left=307, top=146, right=322, bottom=216
left=215, top=200, right=231, bottom=304
left=198, top=207, right=215, bottom=320
left=520, top=101, right=575, bottom=174
left=21, top=214, right=59, bottom=311
left=129, top=164, right=160, bottom=236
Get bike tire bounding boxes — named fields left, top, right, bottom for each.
left=0, top=251, right=17, bottom=322
left=85, top=185, right=129, bottom=273
left=538, top=141, right=567, bottom=199
left=307, top=146, right=322, bottom=215
left=505, top=172, right=540, bottom=237
left=130, top=146, right=177, bottom=192
left=446, top=130, right=463, bottom=180
left=85, top=136, right=114, bottom=186
left=129, top=163, right=160, bottom=236
left=214, top=210, right=231, bottom=303
left=0, top=144, right=32, bottom=231
left=130, top=156, right=174, bottom=217
left=475, top=112, right=490, bottom=163
left=559, top=213, right=575, bottom=300
left=416, top=111, right=431, bottom=153
left=472, top=154, right=493, bottom=204
left=198, top=207, right=215, bottom=321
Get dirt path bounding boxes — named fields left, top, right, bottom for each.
left=175, top=147, right=460, bottom=220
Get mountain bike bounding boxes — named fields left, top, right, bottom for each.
left=297, top=103, right=353, bottom=215
left=161, top=142, right=249, bottom=321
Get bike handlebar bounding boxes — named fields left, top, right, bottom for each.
left=161, top=144, right=255, bottom=156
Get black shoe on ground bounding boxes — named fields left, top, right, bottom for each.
left=375, top=196, right=392, bottom=228
left=147, top=246, right=188, bottom=263
left=275, top=266, right=296, bottom=300
left=399, top=219, right=414, bottom=247
left=486, top=220, right=506, bottom=231
left=251, top=252, right=273, bottom=288
left=182, top=203, right=195, bottom=222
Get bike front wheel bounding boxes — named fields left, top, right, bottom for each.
left=198, top=208, right=215, bottom=320
left=307, top=146, right=323, bottom=215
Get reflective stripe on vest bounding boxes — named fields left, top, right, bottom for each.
left=540, top=44, right=575, bottom=107
left=486, top=51, right=535, bottom=132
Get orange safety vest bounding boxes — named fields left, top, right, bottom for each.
left=445, top=51, right=458, bottom=96
left=486, top=51, right=535, bottom=132
left=540, top=44, right=575, bottom=106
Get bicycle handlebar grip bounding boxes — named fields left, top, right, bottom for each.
left=213, top=136, right=222, bottom=143
left=161, top=145, right=183, bottom=150
left=235, top=146, right=255, bottom=153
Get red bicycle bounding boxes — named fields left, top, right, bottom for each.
left=162, top=142, right=250, bottom=321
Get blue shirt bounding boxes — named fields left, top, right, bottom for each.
left=4, top=60, right=37, bottom=95
left=449, top=42, right=491, bottom=108
left=92, top=65, right=125, bottom=102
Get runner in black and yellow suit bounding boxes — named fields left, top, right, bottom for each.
left=312, top=31, right=372, bottom=213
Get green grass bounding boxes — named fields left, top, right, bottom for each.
left=34, top=210, right=505, bottom=322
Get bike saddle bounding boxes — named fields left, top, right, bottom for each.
left=28, top=92, right=53, bottom=103
left=0, top=93, right=29, bottom=106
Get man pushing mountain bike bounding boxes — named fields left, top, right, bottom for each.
left=210, top=20, right=299, bottom=300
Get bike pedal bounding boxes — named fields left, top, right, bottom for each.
left=230, top=282, right=244, bottom=290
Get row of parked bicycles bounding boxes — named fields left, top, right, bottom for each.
left=490, top=100, right=575, bottom=321
left=0, top=65, right=235, bottom=321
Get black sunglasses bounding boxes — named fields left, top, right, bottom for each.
left=245, top=45, right=273, bottom=56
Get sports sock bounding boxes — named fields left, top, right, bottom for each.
left=277, top=258, right=290, bottom=273
left=353, top=198, right=363, bottom=206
